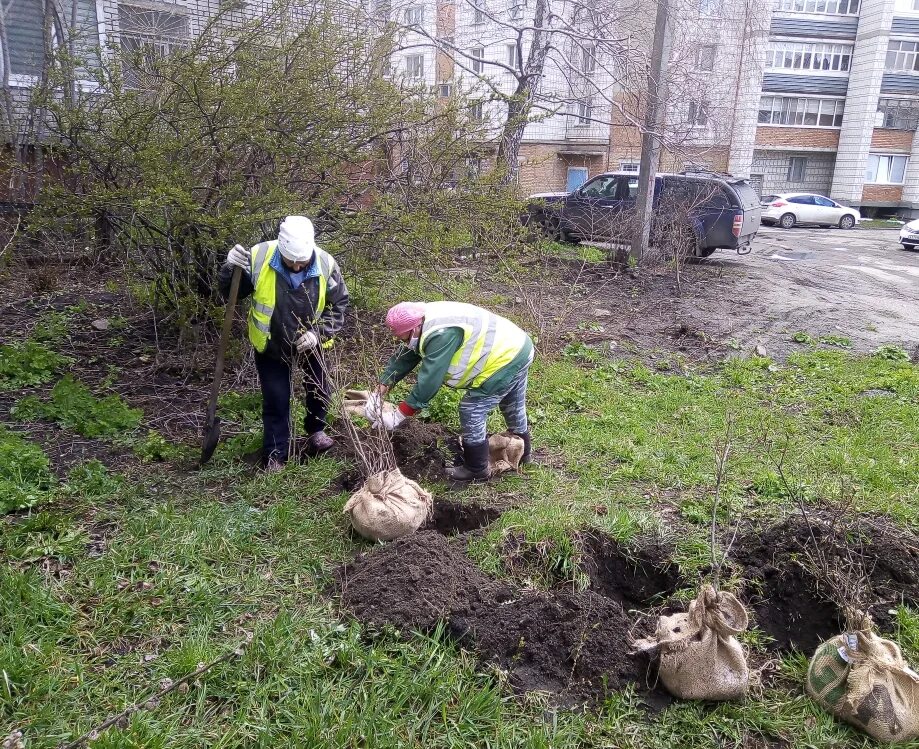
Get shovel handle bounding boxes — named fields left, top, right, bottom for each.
left=205, top=265, right=242, bottom=427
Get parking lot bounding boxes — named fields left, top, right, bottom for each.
left=703, top=226, right=918, bottom=357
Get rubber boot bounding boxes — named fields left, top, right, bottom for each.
left=513, top=430, right=532, bottom=465
left=447, top=439, right=491, bottom=481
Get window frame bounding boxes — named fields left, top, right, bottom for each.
left=766, top=41, right=853, bottom=73
left=878, top=97, right=919, bottom=130
left=405, top=53, right=425, bottom=80
left=688, top=99, right=709, bottom=127
left=757, top=95, right=845, bottom=128
left=697, top=44, right=716, bottom=71
left=787, top=156, right=808, bottom=182
left=886, top=40, right=919, bottom=72
left=471, top=46, right=485, bottom=74
left=865, top=153, right=909, bottom=184
left=774, top=0, right=859, bottom=14
left=404, top=5, right=424, bottom=24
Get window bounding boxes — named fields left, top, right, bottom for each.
left=775, top=0, right=859, bottom=13
left=878, top=97, right=919, bottom=129
left=757, top=96, right=845, bottom=126
left=473, top=5, right=486, bottom=24
left=470, top=102, right=484, bottom=121
left=766, top=42, right=852, bottom=72
left=697, top=45, right=716, bottom=71
left=406, top=54, right=425, bottom=79
left=510, top=0, right=526, bottom=19
left=119, top=5, right=189, bottom=86
left=582, top=45, right=597, bottom=75
left=865, top=154, right=908, bottom=183
left=699, top=0, right=721, bottom=15
left=471, top=47, right=485, bottom=73
left=506, top=43, right=521, bottom=67
left=439, top=82, right=453, bottom=97
left=374, top=0, right=391, bottom=20
left=787, top=157, right=807, bottom=182
left=620, top=161, right=639, bottom=172
left=688, top=99, right=709, bottom=126
left=575, top=99, right=593, bottom=124
left=404, top=5, right=423, bottom=24
left=566, top=167, right=589, bottom=192
left=886, top=40, right=919, bottom=72
left=580, top=176, right=617, bottom=197
left=814, top=196, right=836, bottom=206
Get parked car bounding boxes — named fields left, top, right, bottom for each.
left=525, top=171, right=761, bottom=257
left=760, top=193, right=860, bottom=229
left=899, top=219, right=919, bottom=249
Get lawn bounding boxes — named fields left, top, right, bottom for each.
left=1, top=281, right=918, bottom=749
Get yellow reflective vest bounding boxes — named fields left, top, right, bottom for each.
left=247, top=240, right=336, bottom=353
left=418, top=301, right=529, bottom=389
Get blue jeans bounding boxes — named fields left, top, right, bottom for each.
left=458, top=361, right=531, bottom=446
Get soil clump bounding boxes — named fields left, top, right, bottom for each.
left=336, top=531, right=665, bottom=704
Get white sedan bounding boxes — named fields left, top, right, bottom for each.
left=900, top=220, right=919, bottom=249
left=761, top=193, right=861, bottom=230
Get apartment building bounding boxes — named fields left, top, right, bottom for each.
left=729, top=0, right=919, bottom=215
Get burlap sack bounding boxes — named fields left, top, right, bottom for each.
left=634, top=585, right=750, bottom=700
left=806, top=627, right=919, bottom=743
left=342, top=389, right=397, bottom=421
left=458, top=433, right=525, bottom=475
left=342, top=468, right=432, bottom=542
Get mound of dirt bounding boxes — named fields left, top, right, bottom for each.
left=732, top=515, right=919, bottom=653
left=336, top=531, right=655, bottom=704
left=391, top=419, right=459, bottom=483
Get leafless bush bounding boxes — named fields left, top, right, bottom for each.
left=312, top=318, right=398, bottom=479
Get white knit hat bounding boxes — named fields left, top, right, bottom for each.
left=278, top=215, right=318, bottom=263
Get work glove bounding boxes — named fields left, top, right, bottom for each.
left=295, top=331, right=319, bottom=353
left=364, top=392, right=383, bottom=422
left=226, top=243, right=251, bottom=270
left=376, top=408, right=406, bottom=431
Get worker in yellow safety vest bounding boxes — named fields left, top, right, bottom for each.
left=368, top=301, right=534, bottom=481
left=219, top=216, right=349, bottom=471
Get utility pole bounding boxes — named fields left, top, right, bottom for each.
left=629, top=0, right=671, bottom=263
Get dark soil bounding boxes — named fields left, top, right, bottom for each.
left=390, top=419, right=460, bottom=483
left=422, top=499, right=503, bottom=536
left=336, top=531, right=667, bottom=705
left=732, top=514, right=919, bottom=653
left=578, top=533, right=683, bottom=610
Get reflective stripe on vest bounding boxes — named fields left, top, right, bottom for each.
left=419, top=301, right=529, bottom=389
left=247, top=242, right=333, bottom=353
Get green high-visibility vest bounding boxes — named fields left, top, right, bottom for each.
left=247, top=240, right=335, bottom=353
left=419, top=301, right=529, bottom=389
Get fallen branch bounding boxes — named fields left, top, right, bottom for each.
left=58, top=637, right=250, bottom=749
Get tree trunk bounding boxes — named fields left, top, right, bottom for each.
left=494, top=0, right=551, bottom=186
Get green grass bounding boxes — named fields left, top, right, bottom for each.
left=13, top=375, right=143, bottom=437
left=3, top=339, right=919, bottom=747
left=0, top=340, right=71, bottom=390
left=856, top=219, right=903, bottom=230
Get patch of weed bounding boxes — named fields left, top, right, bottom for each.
left=13, top=376, right=142, bottom=437
left=0, top=427, right=53, bottom=513
left=0, top=341, right=71, bottom=390
left=819, top=334, right=852, bottom=348
left=131, top=430, right=190, bottom=464
left=791, top=331, right=815, bottom=345
left=65, top=460, right=124, bottom=498
left=874, top=344, right=910, bottom=362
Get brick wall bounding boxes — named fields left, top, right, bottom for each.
left=754, top=127, right=840, bottom=149
left=516, top=145, right=606, bottom=194
left=870, top=129, right=913, bottom=152
left=861, top=184, right=903, bottom=203
left=751, top=150, right=836, bottom=195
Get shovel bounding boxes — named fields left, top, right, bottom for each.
left=199, top=265, right=242, bottom=466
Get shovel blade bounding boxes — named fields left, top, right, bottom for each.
left=199, top=416, right=222, bottom=467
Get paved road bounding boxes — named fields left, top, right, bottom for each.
left=700, top=226, right=918, bottom=356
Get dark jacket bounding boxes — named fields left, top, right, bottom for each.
left=218, top=248, right=349, bottom=361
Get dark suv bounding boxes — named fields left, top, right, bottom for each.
left=525, top=171, right=762, bottom=257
